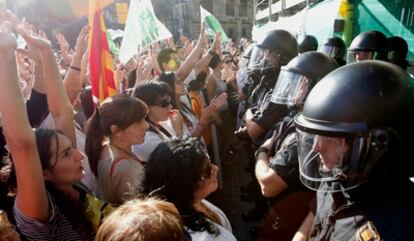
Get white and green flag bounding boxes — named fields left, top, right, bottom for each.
left=200, top=5, right=228, bottom=42
left=119, top=0, right=172, bottom=63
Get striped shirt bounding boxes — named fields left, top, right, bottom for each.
left=14, top=192, right=94, bottom=241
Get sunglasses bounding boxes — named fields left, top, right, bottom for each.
left=156, top=97, right=172, bottom=108
left=224, top=60, right=234, bottom=64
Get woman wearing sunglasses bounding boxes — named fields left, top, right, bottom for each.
left=140, top=138, right=237, bottom=241
left=132, top=81, right=184, bottom=163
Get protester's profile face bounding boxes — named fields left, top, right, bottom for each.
left=149, top=95, right=172, bottom=122
left=43, top=134, right=85, bottom=184
left=117, top=119, right=149, bottom=145
left=312, top=135, right=349, bottom=172
left=194, top=156, right=219, bottom=200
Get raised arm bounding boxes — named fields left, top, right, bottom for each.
left=17, top=26, right=76, bottom=146
left=0, top=32, right=50, bottom=222
left=4, top=10, right=47, bottom=94
left=63, top=26, right=89, bottom=105
left=194, top=32, right=221, bottom=75
left=174, top=24, right=207, bottom=82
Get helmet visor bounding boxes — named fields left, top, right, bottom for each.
left=296, top=129, right=369, bottom=192
left=320, top=45, right=343, bottom=59
left=270, top=69, right=311, bottom=106
left=247, top=46, right=266, bottom=70
left=347, top=50, right=375, bottom=63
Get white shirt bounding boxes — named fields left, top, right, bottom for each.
left=187, top=199, right=237, bottom=241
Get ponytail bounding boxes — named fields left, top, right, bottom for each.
left=85, top=108, right=105, bottom=177
left=84, top=95, right=147, bottom=177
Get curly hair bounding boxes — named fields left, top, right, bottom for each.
left=139, top=138, right=219, bottom=235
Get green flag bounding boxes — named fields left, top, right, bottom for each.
left=200, top=5, right=228, bottom=42
left=119, top=0, right=172, bottom=63
left=107, top=31, right=120, bottom=55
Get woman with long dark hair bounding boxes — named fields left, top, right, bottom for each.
left=0, top=28, right=109, bottom=240
left=140, top=138, right=236, bottom=241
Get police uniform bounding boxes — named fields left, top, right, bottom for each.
left=310, top=176, right=414, bottom=241
left=256, top=111, right=315, bottom=241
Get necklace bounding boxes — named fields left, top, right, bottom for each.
left=109, top=143, right=141, bottom=162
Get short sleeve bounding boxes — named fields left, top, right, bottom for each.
left=269, top=132, right=301, bottom=187
left=253, top=102, right=289, bottom=132
left=13, top=194, right=57, bottom=241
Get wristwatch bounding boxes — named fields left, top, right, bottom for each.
left=254, top=146, right=269, bottom=160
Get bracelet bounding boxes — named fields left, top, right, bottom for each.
left=69, top=66, right=81, bottom=71
left=254, top=147, right=269, bottom=160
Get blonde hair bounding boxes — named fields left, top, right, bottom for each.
left=95, top=197, right=186, bottom=241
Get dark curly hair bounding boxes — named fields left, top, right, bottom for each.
left=139, top=138, right=219, bottom=235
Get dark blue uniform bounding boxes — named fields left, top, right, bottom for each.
left=310, top=176, right=414, bottom=241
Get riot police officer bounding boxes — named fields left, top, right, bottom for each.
left=387, top=36, right=409, bottom=70
left=347, top=30, right=388, bottom=63
left=252, top=52, right=338, bottom=241
left=243, top=29, right=298, bottom=141
left=238, top=29, right=298, bottom=222
left=298, top=35, right=319, bottom=54
left=295, top=60, right=414, bottom=241
left=320, top=36, right=347, bottom=66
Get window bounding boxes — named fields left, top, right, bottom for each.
left=240, top=0, right=247, bottom=16
left=226, top=0, right=235, bottom=16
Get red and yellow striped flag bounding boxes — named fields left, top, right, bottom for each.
left=89, top=0, right=116, bottom=103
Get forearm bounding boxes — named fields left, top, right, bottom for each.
left=0, top=50, right=33, bottom=144
left=194, top=51, right=213, bottom=75
left=255, top=152, right=287, bottom=197
left=292, top=211, right=314, bottom=241
left=32, top=62, right=47, bottom=94
left=41, top=49, right=73, bottom=115
left=41, top=48, right=75, bottom=144
left=246, top=119, right=264, bottom=140
left=176, top=45, right=203, bottom=82
left=63, top=52, right=83, bottom=105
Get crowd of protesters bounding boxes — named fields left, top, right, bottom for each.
left=1, top=3, right=414, bottom=241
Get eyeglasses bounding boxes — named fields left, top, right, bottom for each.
left=156, top=97, right=172, bottom=108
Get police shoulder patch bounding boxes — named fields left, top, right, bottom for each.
left=356, top=221, right=381, bottom=241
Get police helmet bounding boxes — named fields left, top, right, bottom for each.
left=298, top=35, right=319, bottom=54
left=246, top=44, right=266, bottom=70
left=271, top=51, right=338, bottom=108
left=387, top=36, right=409, bottom=69
left=347, top=31, right=388, bottom=63
left=256, top=29, right=298, bottom=66
left=320, top=37, right=346, bottom=60
left=295, top=61, right=414, bottom=192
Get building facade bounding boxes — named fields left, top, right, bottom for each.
left=153, top=0, right=254, bottom=41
